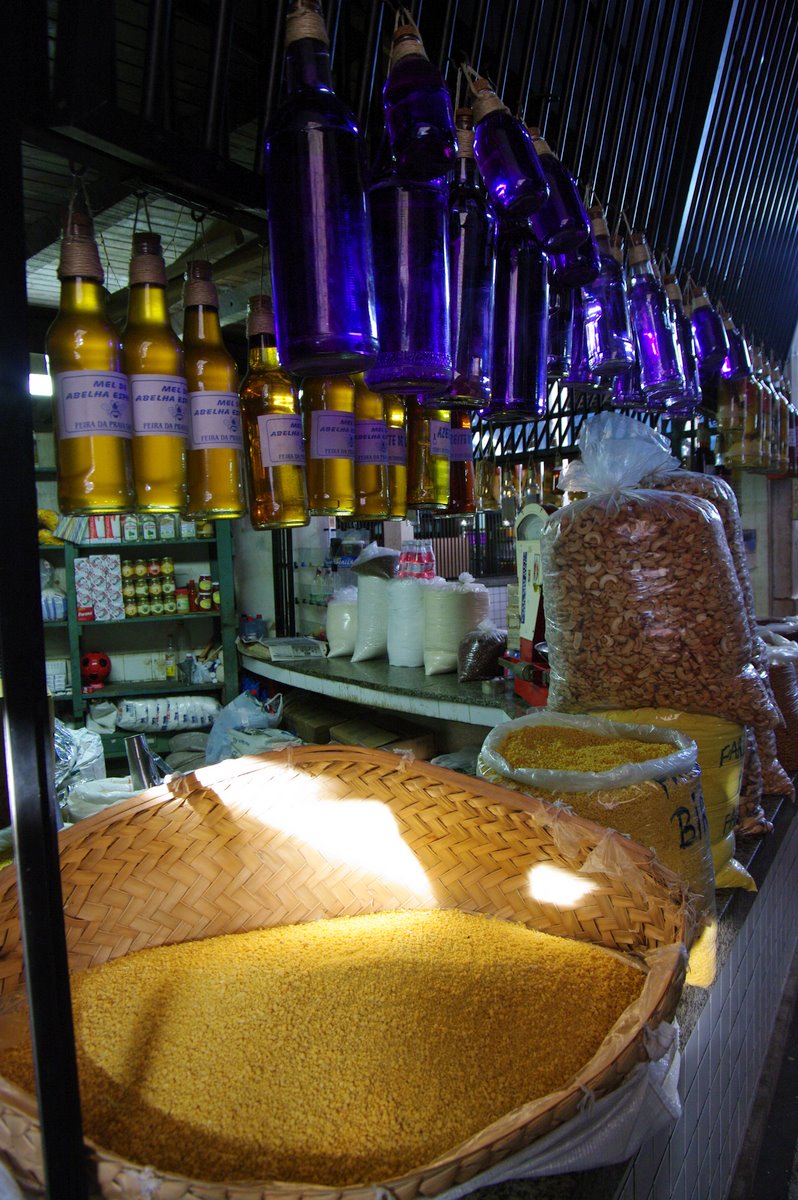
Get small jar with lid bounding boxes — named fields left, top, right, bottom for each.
left=148, top=578, right=163, bottom=598
left=147, top=558, right=162, bottom=577
left=124, top=600, right=138, bottom=618
left=212, top=582, right=221, bottom=610
left=197, top=592, right=213, bottom=612
left=150, top=599, right=165, bottom=615
left=133, top=559, right=148, bottom=579
left=134, top=580, right=148, bottom=599
left=163, top=597, right=177, bottom=614
left=198, top=574, right=213, bottom=594
left=122, top=581, right=136, bottom=600
left=176, top=588, right=190, bottom=614
left=161, top=576, right=176, bottom=596
left=121, top=561, right=135, bottom=580
left=160, top=556, right=175, bottom=578
left=195, top=520, right=214, bottom=539
left=137, top=599, right=151, bottom=616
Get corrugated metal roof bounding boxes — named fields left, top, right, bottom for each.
left=20, top=0, right=798, bottom=358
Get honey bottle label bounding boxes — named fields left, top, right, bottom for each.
left=310, top=410, right=355, bottom=459
left=257, top=414, right=305, bottom=466
left=130, top=374, right=189, bottom=437
left=430, top=418, right=451, bottom=458
left=355, top=419, right=388, bottom=465
left=450, top=427, right=474, bottom=462
left=188, top=391, right=244, bottom=449
left=56, top=369, right=132, bottom=438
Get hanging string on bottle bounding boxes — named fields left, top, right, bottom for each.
left=132, top=191, right=153, bottom=236
left=191, top=209, right=210, bottom=264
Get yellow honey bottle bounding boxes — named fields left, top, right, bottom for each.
left=121, top=231, right=187, bottom=511
left=46, top=208, right=134, bottom=513
left=386, top=395, right=407, bottom=518
left=447, top=407, right=476, bottom=513
left=407, top=397, right=450, bottom=509
left=183, top=261, right=246, bottom=518
left=353, top=374, right=390, bottom=519
left=239, top=295, right=309, bottom=529
left=301, top=375, right=356, bottom=516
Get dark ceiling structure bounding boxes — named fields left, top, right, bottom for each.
left=16, top=0, right=798, bottom=355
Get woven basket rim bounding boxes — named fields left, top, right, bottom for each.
left=0, top=745, right=691, bottom=1199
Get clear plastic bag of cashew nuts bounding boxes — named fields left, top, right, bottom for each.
left=542, top=413, right=779, bottom=729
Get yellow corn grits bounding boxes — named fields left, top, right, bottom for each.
left=499, top=725, right=670, bottom=772
left=3, top=910, right=643, bottom=1186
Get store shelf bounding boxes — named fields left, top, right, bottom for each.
left=43, top=620, right=69, bottom=629
left=79, top=612, right=217, bottom=628
left=88, top=680, right=222, bottom=699
left=38, top=544, right=65, bottom=554
left=79, top=537, right=216, bottom=550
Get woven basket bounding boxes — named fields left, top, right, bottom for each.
left=0, top=746, right=693, bottom=1200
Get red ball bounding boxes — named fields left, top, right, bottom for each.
left=79, top=652, right=112, bottom=684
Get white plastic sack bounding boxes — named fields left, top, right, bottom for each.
left=116, top=696, right=221, bottom=733
left=64, top=776, right=136, bottom=823
left=419, top=1023, right=681, bottom=1199
left=205, top=692, right=285, bottom=765
left=387, top=578, right=427, bottom=668
left=327, top=587, right=358, bottom=659
left=423, top=573, right=490, bottom=676
left=352, top=576, right=390, bottom=663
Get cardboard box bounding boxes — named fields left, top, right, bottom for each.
left=281, top=692, right=350, bottom=744
left=74, top=555, right=125, bottom=622
left=329, top=718, right=435, bottom=760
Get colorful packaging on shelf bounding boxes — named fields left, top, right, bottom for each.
left=74, top=555, right=125, bottom=622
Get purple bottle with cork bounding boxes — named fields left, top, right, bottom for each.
left=626, top=231, right=684, bottom=403
left=466, top=68, right=549, bottom=221
left=264, top=0, right=378, bottom=377
left=382, top=9, right=457, bottom=182
left=526, top=128, right=592, bottom=253
left=688, top=281, right=729, bottom=377
left=581, top=204, right=635, bottom=377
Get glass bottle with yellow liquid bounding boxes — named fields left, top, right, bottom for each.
left=773, top=363, right=790, bottom=472
left=386, top=395, right=407, bottom=518
left=121, top=231, right=187, bottom=511
left=353, top=374, right=390, bottom=519
left=715, top=376, right=745, bottom=470
left=301, top=375, right=356, bottom=516
left=447, top=407, right=476, bottom=513
left=47, top=208, right=134, bottom=513
left=407, top=396, right=450, bottom=509
left=183, top=261, right=246, bottom=518
left=743, top=366, right=763, bottom=470
left=239, top=295, right=309, bottom=529
left=754, top=348, right=773, bottom=470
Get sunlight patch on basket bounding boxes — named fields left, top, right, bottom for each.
left=528, top=863, right=599, bottom=907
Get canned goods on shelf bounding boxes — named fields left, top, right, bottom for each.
left=161, top=578, right=176, bottom=596
left=124, top=601, right=138, bottom=618
left=121, top=561, right=135, bottom=580
left=163, top=598, right=177, bottom=614
left=198, top=575, right=212, bottom=593
left=133, top=559, right=148, bottom=578
left=150, top=600, right=164, bottom=615
left=137, top=600, right=151, bottom=616
left=160, top=557, right=175, bottom=577
left=148, top=579, right=163, bottom=597
left=147, top=558, right=162, bottom=577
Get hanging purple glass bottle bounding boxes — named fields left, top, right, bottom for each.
left=550, top=232, right=601, bottom=287
left=547, top=277, right=573, bottom=381
left=525, top=128, right=592, bottom=253
left=720, top=311, right=753, bottom=381
left=611, top=353, right=644, bottom=410
left=564, top=291, right=598, bottom=388
left=264, top=0, right=378, bottom=377
left=688, top=282, right=729, bottom=376
left=382, top=11, right=457, bottom=182
left=581, top=204, right=635, bottom=378
left=468, top=70, right=549, bottom=221
left=484, top=223, right=548, bottom=420
left=447, top=108, right=496, bottom=407
left=364, top=145, right=452, bottom=395
left=662, top=273, right=701, bottom=412
left=626, top=231, right=684, bottom=403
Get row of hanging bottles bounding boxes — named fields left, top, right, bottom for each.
left=47, top=0, right=795, bottom=525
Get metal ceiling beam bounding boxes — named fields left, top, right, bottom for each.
left=672, top=0, right=741, bottom=263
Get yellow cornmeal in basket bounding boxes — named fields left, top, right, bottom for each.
left=2, top=910, right=644, bottom=1187
left=499, top=725, right=670, bottom=772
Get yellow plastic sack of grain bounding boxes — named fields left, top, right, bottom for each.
left=595, top=709, right=755, bottom=891
left=479, top=711, right=716, bottom=988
